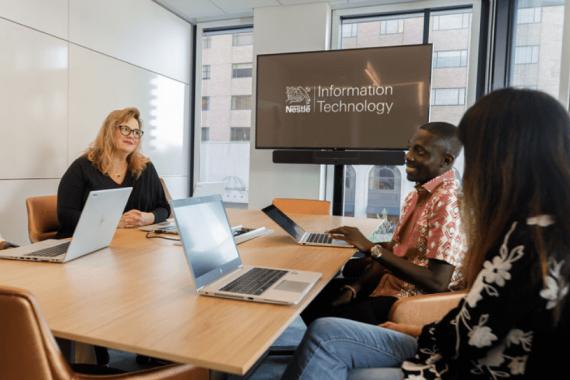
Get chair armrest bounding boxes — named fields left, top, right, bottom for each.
left=388, top=291, right=467, bottom=325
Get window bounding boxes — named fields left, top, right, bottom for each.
left=232, top=32, right=252, bottom=47
left=379, top=19, right=403, bottom=34
left=433, top=50, right=468, bottom=68
left=230, top=127, right=250, bottom=141
left=337, top=7, right=473, bottom=220
left=231, top=95, right=252, bottom=110
left=202, top=65, right=211, bottom=80
left=517, top=7, right=542, bottom=24
left=232, top=63, right=252, bottom=78
left=514, top=45, right=540, bottom=64
left=201, top=96, right=209, bottom=111
left=203, top=36, right=211, bottom=48
left=201, top=128, right=210, bottom=142
left=198, top=28, right=253, bottom=204
left=509, top=1, right=565, bottom=98
left=342, top=23, right=357, bottom=38
left=431, top=13, right=470, bottom=30
left=431, top=88, right=466, bottom=106
left=340, top=13, right=424, bottom=49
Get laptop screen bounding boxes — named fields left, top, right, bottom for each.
left=172, top=195, right=241, bottom=289
left=261, top=205, right=305, bottom=241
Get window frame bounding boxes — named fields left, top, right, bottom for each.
left=329, top=0, right=481, bottom=215
left=193, top=20, right=254, bottom=197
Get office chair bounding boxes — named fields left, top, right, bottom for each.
left=272, top=198, right=331, bottom=215
left=0, top=285, right=208, bottom=380
left=26, top=195, right=59, bottom=243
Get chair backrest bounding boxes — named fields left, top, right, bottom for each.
left=388, top=291, right=466, bottom=325
left=0, top=286, right=74, bottom=380
left=26, top=195, right=59, bottom=243
left=272, top=198, right=331, bottom=215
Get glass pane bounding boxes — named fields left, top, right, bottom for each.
left=341, top=14, right=424, bottom=48
left=429, top=8, right=472, bottom=125
left=338, top=8, right=473, bottom=225
left=199, top=30, right=253, bottom=203
left=510, top=0, right=565, bottom=98
left=339, top=14, right=423, bottom=223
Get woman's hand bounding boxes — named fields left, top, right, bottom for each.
left=327, top=226, right=375, bottom=253
left=378, top=321, right=422, bottom=338
left=119, top=210, right=155, bottom=228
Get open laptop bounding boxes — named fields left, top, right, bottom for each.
left=139, top=181, right=227, bottom=234
left=171, top=195, right=321, bottom=305
left=261, top=204, right=353, bottom=248
left=0, top=188, right=132, bottom=263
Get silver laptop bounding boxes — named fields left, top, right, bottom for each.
left=261, top=204, right=353, bottom=248
left=172, top=195, right=322, bottom=305
left=0, top=188, right=132, bottom=263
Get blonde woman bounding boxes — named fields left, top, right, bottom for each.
left=57, top=107, right=170, bottom=238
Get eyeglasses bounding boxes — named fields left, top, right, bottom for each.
left=117, top=125, right=144, bottom=138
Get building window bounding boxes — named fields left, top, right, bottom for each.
left=517, top=7, right=542, bottom=24
left=231, top=95, right=252, bottom=110
left=232, top=32, right=253, bottom=47
left=230, top=127, right=250, bottom=141
left=432, top=13, right=470, bottom=30
left=369, top=167, right=395, bottom=190
left=201, top=127, right=210, bottom=142
left=379, top=19, right=404, bottom=34
left=202, top=96, right=209, bottom=111
left=514, top=45, right=540, bottom=64
left=232, top=63, right=252, bottom=78
left=431, top=88, right=466, bottom=106
left=203, top=36, right=211, bottom=49
left=433, top=50, right=468, bottom=68
left=342, top=23, right=357, bottom=38
left=202, top=65, right=211, bottom=80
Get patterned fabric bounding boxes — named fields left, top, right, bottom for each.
left=402, top=217, right=569, bottom=379
left=372, top=170, right=466, bottom=298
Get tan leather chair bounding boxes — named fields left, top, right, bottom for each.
left=388, top=290, right=467, bottom=325
left=26, top=195, right=59, bottom=243
left=0, top=285, right=208, bottom=380
left=272, top=198, right=331, bottom=215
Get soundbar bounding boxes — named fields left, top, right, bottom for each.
left=273, top=150, right=405, bottom=165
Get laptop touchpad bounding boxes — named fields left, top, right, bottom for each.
left=275, top=280, right=309, bottom=293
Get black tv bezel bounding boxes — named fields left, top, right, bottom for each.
left=254, top=43, right=433, bottom=151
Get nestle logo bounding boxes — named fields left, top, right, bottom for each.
left=285, top=86, right=311, bottom=113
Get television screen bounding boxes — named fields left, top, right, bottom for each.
left=255, top=44, right=432, bottom=150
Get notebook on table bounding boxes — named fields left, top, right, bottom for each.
left=261, top=204, right=352, bottom=248
left=0, top=188, right=132, bottom=263
left=171, top=195, right=321, bottom=305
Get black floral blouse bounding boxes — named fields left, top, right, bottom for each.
left=401, top=216, right=569, bottom=379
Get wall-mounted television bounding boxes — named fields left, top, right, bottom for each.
left=255, top=44, right=432, bottom=150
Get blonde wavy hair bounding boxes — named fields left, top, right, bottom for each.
left=86, top=107, right=149, bottom=178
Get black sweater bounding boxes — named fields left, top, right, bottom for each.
left=57, top=156, right=170, bottom=238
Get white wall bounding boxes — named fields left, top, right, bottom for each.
left=0, top=0, right=192, bottom=244
left=249, top=3, right=331, bottom=210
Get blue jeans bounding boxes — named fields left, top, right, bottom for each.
left=281, top=317, right=417, bottom=380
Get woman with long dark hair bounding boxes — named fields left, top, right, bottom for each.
left=282, top=88, right=570, bottom=379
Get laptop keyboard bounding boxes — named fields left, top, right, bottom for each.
left=220, top=268, right=287, bottom=295
left=24, top=242, right=71, bottom=258
left=306, top=233, right=333, bottom=244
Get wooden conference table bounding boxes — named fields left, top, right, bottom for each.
left=0, top=209, right=378, bottom=375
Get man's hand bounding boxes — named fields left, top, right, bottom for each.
left=327, top=226, right=375, bottom=253
left=119, top=210, right=155, bottom=228
left=378, top=321, right=422, bottom=337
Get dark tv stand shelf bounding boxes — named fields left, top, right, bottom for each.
left=272, top=150, right=405, bottom=165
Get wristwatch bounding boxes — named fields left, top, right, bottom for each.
left=370, top=245, right=383, bottom=260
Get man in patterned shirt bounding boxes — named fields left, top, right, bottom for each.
left=302, top=122, right=466, bottom=326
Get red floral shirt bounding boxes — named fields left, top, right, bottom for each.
left=372, top=170, right=466, bottom=297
